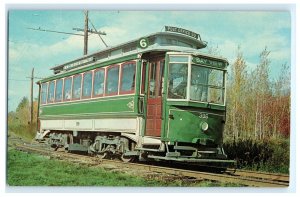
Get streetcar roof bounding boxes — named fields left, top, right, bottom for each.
left=49, top=31, right=207, bottom=73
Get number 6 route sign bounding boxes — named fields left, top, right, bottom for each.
left=138, top=37, right=149, bottom=49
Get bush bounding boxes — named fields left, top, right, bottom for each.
left=223, top=138, right=289, bottom=173
left=8, top=122, right=37, bottom=141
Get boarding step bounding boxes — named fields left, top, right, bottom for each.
left=135, top=147, right=164, bottom=152
left=198, top=150, right=217, bottom=154
left=174, top=146, right=197, bottom=151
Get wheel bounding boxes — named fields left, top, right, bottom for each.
left=96, top=152, right=108, bottom=159
left=120, top=154, right=135, bottom=162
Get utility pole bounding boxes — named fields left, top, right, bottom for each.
left=30, top=68, right=34, bottom=124
left=83, top=10, right=88, bottom=55
left=28, top=10, right=107, bottom=56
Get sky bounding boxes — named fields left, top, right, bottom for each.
left=8, top=10, right=291, bottom=111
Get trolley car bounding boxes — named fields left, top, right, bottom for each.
left=35, top=26, right=235, bottom=168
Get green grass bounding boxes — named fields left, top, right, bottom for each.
left=7, top=149, right=165, bottom=186
left=7, top=149, right=240, bottom=187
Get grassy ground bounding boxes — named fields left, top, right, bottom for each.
left=7, top=149, right=239, bottom=187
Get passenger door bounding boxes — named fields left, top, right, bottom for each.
left=145, top=58, right=165, bottom=137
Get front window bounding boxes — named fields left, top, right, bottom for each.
left=168, top=63, right=188, bottom=99
left=167, top=55, right=226, bottom=105
left=190, top=65, right=225, bottom=104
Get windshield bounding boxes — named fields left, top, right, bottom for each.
left=167, top=63, right=188, bottom=99
left=190, top=65, right=225, bottom=105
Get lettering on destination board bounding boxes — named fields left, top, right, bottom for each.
left=165, top=26, right=199, bottom=39
left=192, top=57, right=226, bottom=68
left=63, top=56, right=95, bottom=70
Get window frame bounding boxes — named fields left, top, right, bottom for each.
left=105, top=64, right=120, bottom=96
left=92, top=68, right=106, bottom=98
left=119, top=61, right=136, bottom=95
left=63, top=76, right=73, bottom=102
left=166, top=55, right=190, bottom=101
left=41, top=82, right=48, bottom=105
left=72, top=74, right=82, bottom=101
left=47, top=80, right=56, bottom=104
left=82, top=71, right=93, bottom=99
left=55, top=78, right=64, bottom=103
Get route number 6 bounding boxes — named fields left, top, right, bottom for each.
left=139, top=38, right=148, bottom=49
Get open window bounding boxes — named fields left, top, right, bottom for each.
left=120, top=61, right=136, bottom=94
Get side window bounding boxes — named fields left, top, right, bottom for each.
left=82, top=71, right=92, bottom=98
left=120, top=62, right=136, bottom=94
left=93, top=69, right=105, bottom=97
left=47, top=81, right=55, bottom=103
left=72, top=74, right=82, bottom=100
left=105, top=65, right=119, bottom=96
left=55, top=79, right=63, bottom=102
left=41, top=83, right=48, bottom=104
left=64, top=77, right=72, bottom=101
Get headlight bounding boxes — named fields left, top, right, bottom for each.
left=200, top=121, right=208, bottom=131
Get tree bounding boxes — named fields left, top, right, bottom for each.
left=15, top=97, right=30, bottom=125
left=226, top=46, right=248, bottom=139
left=253, top=47, right=271, bottom=139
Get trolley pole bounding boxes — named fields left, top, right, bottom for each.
left=83, top=10, right=88, bottom=55
left=30, top=68, right=34, bottom=124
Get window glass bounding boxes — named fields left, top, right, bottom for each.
left=190, top=65, right=224, bottom=104
left=72, top=75, right=82, bottom=99
left=169, top=56, right=189, bottom=63
left=82, top=72, right=92, bottom=98
left=106, top=66, right=119, bottom=95
left=64, top=77, right=72, bottom=101
left=93, top=69, right=105, bottom=96
left=149, top=62, right=157, bottom=98
left=141, top=62, right=146, bottom=94
left=168, top=63, right=188, bottom=99
left=55, top=79, right=63, bottom=102
left=121, top=62, right=136, bottom=93
left=158, top=60, right=165, bottom=96
left=41, top=83, right=48, bottom=104
left=47, top=81, right=55, bottom=103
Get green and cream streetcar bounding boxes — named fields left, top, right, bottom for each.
left=36, top=26, right=235, bottom=168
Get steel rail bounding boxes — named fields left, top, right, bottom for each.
left=228, top=169, right=289, bottom=183
left=14, top=143, right=289, bottom=187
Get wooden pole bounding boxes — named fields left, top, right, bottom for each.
left=83, top=10, right=88, bottom=55
left=30, top=68, right=34, bottom=124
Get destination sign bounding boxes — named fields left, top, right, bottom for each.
left=63, top=56, right=95, bottom=71
left=192, top=56, right=226, bottom=68
left=165, top=26, right=199, bottom=39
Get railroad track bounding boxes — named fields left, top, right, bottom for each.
left=13, top=143, right=289, bottom=187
